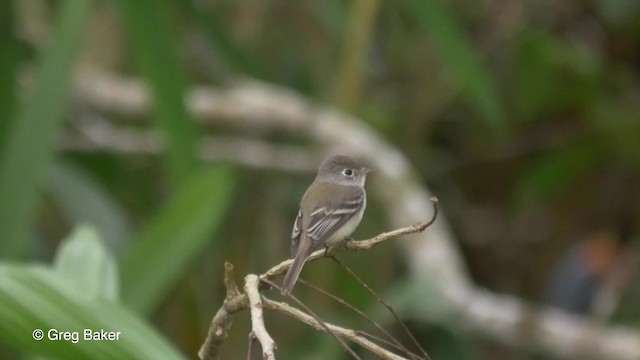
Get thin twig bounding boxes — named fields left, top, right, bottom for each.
left=343, top=197, right=439, bottom=251
left=355, top=331, right=416, bottom=356
left=260, top=278, right=362, bottom=360
left=262, top=298, right=409, bottom=360
left=299, top=279, right=423, bottom=360
left=260, top=200, right=438, bottom=282
left=247, top=331, right=256, bottom=360
left=331, top=256, right=431, bottom=360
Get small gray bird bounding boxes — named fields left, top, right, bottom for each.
left=281, top=155, right=371, bottom=295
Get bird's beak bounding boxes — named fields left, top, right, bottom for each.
left=362, top=167, right=374, bottom=174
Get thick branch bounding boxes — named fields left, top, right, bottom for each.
left=245, top=275, right=276, bottom=360
left=61, top=116, right=314, bottom=173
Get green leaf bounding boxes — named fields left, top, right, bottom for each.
left=0, top=265, right=185, bottom=359
left=50, top=161, right=131, bottom=253
left=117, top=0, right=200, bottom=186
left=0, top=0, right=92, bottom=258
left=53, top=225, right=119, bottom=301
left=120, top=167, right=235, bottom=315
left=404, top=0, right=506, bottom=132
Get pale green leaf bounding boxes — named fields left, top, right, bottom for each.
left=50, top=161, right=131, bottom=253
left=0, top=265, right=185, bottom=359
left=53, top=225, right=119, bottom=301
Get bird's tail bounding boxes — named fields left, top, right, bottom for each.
left=281, top=241, right=311, bottom=295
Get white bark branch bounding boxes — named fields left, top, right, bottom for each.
left=245, top=275, right=276, bottom=360
left=61, top=116, right=314, bottom=173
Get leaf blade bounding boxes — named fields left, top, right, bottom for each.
left=0, top=0, right=93, bottom=258
left=0, top=265, right=186, bottom=359
left=117, top=0, right=200, bottom=185
left=404, top=0, right=506, bottom=132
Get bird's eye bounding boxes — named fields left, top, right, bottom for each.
left=343, top=169, right=353, bottom=176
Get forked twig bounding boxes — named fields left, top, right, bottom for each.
left=199, top=262, right=247, bottom=360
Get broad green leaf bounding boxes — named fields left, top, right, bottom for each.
left=117, top=0, right=199, bottom=186
left=404, top=0, right=506, bottom=132
left=53, top=225, right=119, bottom=301
left=120, top=167, right=235, bottom=315
left=0, top=0, right=92, bottom=258
left=50, top=161, right=131, bottom=254
left=0, top=265, right=185, bottom=359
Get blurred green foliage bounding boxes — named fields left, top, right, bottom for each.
left=0, top=0, right=639, bottom=359
left=0, top=0, right=91, bottom=258
left=0, top=226, right=185, bottom=359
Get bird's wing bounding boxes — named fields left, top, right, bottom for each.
left=290, top=208, right=302, bottom=258
left=305, top=184, right=364, bottom=248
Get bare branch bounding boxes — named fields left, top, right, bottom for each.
left=245, top=275, right=276, bottom=360
left=198, top=262, right=247, bottom=360
left=330, top=256, right=431, bottom=360
left=261, top=278, right=362, bottom=359
left=198, top=216, right=432, bottom=360
left=61, top=116, right=314, bottom=173
left=262, top=298, right=408, bottom=360
left=298, top=279, right=424, bottom=360
left=344, top=197, right=438, bottom=252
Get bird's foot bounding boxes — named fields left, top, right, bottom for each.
left=323, top=244, right=331, bottom=257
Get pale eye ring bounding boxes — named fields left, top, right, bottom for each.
left=343, top=169, right=353, bottom=176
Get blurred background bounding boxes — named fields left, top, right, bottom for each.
left=1, top=0, right=639, bottom=359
